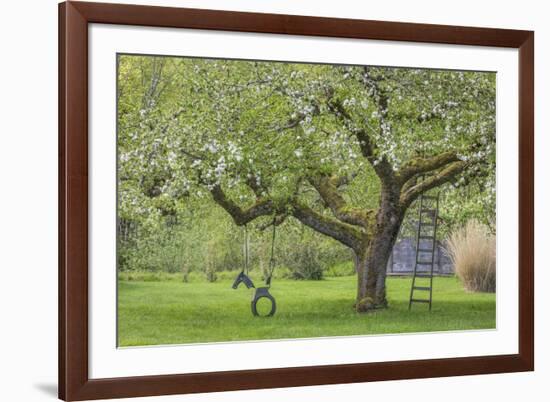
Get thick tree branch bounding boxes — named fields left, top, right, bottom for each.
left=210, top=185, right=275, bottom=226
left=211, top=182, right=364, bottom=250
left=327, top=98, right=394, bottom=182
left=257, top=213, right=288, bottom=231
left=332, top=172, right=358, bottom=188
left=291, top=203, right=363, bottom=251
left=245, top=174, right=266, bottom=198
left=396, top=151, right=460, bottom=185
left=399, top=161, right=467, bottom=208
left=360, top=67, right=396, bottom=182
left=401, top=175, right=418, bottom=195
left=309, top=175, right=371, bottom=227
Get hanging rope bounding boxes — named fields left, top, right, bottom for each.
left=232, top=224, right=255, bottom=290
left=243, top=224, right=249, bottom=275
left=232, top=219, right=277, bottom=317
left=265, top=215, right=277, bottom=287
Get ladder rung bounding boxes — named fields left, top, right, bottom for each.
left=411, top=194, right=438, bottom=311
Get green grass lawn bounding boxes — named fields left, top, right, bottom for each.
left=117, top=275, right=496, bottom=347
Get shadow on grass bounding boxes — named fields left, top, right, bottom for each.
left=34, top=383, right=57, bottom=398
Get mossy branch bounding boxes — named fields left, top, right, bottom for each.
left=399, top=161, right=467, bottom=208
left=291, top=203, right=363, bottom=251
left=309, top=174, right=371, bottom=228
left=396, top=151, right=460, bottom=185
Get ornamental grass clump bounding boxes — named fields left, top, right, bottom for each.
left=445, top=220, right=496, bottom=293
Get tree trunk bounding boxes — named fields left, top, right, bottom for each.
left=355, top=192, right=403, bottom=312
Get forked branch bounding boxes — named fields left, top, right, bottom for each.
left=210, top=185, right=275, bottom=226
left=399, top=161, right=467, bottom=208
left=396, top=151, right=460, bottom=185
left=309, top=175, right=371, bottom=227
left=292, top=203, right=363, bottom=251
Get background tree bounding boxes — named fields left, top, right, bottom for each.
left=118, top=55, right=496, bottom=312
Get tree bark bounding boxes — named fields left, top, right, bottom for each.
left=354, top=225, right=402, bottom=311
left=355, top=186, right=403, bottom=312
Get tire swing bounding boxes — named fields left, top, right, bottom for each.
left=231, top=220, right=277, bottom=317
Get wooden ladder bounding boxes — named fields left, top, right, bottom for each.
left=408, top=192, right=440, bottom=311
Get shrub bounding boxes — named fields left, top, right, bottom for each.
left=445, top=220, right=496, bottom=292
left=325, top=261, right=355, bottom=277
left=284, top=242, right=324, bottom=280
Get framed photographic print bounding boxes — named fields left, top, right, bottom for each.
left=59, top=1, right=534, bottom=400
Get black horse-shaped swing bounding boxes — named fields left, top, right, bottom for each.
left=232, top=222, right=277, bottom=317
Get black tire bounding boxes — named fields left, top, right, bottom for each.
left=251, top=287, right=276, bottom=317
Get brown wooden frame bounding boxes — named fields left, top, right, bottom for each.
left=59, top=1, right=534, bottom=400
